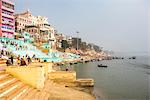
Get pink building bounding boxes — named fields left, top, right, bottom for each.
left=0, top=0, right=14, bottom=38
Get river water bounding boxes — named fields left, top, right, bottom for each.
left=74, top=56, right=150, bottom=100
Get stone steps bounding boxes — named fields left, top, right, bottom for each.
left=17, top=87, right=34, bottom=99
left=0, top=75, right=13, bottom=83
left=0, top=81, right=22, bottom=98
left=0, top=71, right=50, bottom=100
left=33, top=91, right=41, bottom=100
left=0, top=60, right=7, bottom=71
left=0, top=78, right=19, bottom=91
left=26, top=88, right=38, bottom=99
left=7, top=85, right=29, bottom=99
left=4, top=82, right=25, bottom=98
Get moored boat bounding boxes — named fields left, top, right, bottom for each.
left=98, top=64, right=107, bottom=68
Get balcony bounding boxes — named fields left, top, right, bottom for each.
left=2, top=6, right=14, bottom=13
left=1, top=27, right=14, bottom=33
left=2, top=22, right=14, bottom=27
left=2, top=0, right=14, bottom=5
left=2, top=13, right=14, bottom=19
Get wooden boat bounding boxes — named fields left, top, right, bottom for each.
left=74, top=62, right=78, bottom=64
left=129, top=56, right=136, bottom=59
left=98, top=64, right=107, bottom=68
left=85, top=61, right=89, bottom=63
left=132, top=56, right=136, bottom=59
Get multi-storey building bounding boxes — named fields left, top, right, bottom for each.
left=66, top=36, right=72, bottom=45
left=15, top=10, right=56, bottom=49
left=0, top=0, right=14, bottom=38
left=71, top=37, right=82, bottom=50
left=14, top=10, right=36, bottom=32
left=15, top=10, right=54, bottom=34
left=55, top=33, right=61, bottom=49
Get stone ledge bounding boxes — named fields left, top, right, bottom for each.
left=6, top=66, right=45, bottom=90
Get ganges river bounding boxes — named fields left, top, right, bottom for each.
left=74, top=56, right=150, bottom=100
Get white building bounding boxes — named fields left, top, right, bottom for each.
left=15, top=10, right=56, bottom=49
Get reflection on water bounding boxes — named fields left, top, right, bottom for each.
left=74, top=56, right=150, bottom=100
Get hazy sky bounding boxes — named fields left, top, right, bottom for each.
left=15, top=0, right=150, bottom=53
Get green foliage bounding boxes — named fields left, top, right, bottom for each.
left=61, top=40, right=69, bottom=51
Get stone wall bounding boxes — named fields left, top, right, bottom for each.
left=48, top=71, right=76, bottom=84
left=6, top=66, right=45, bottom=90
left=30, top=62, right=54, bottom=77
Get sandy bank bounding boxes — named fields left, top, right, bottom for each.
left=42, top=80, right=95, bottom=100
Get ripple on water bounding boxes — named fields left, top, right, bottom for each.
left=75, top=59, right=149, bottom=100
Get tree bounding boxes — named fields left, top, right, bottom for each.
left=61, top=40, right=69, bottom=52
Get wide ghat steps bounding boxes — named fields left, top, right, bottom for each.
left=0, top=71, right=50, bottom=100
left=0, top=60, right=7, bottom=71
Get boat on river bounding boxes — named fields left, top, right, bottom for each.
left=129, top=56, right=136, bottom=59
left=98, top=64, right=108, bottom=68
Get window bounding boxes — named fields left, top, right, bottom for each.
left=2, top=1, right=14, bottom=10
left=2, top=10, right=12, bottom=16
left=2, top=25, right=13, bottom=30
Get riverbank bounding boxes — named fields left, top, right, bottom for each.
left=0, top=59, right=96, bottom=99
left=43, top=80, right=95, bottom=100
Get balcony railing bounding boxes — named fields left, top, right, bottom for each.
left=2, top=22, right=14, bottom=26
left=2, top=6, right=14, bottom=13
left=2, top=0, right=14, bottom=5
left=1, top=28, right=14, bottom=33
left=1, top=25, right=14, bottom=33
left=2, top=13, right=14, bottom=19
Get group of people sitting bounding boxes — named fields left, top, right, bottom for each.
left=6, top=55, right=32, bottom=66
left=17, top=55, right=32, bottom=66
left=6, top=55, right=14, bottom=66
